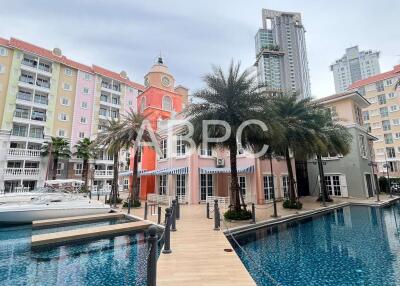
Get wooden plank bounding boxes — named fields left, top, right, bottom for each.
left=32, top=212, right=124, bottom=229
left=32, top=221, right=151, bottom=248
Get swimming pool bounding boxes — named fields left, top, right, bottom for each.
left=0, top=224, right=152, bottom=285
left=230, top=202, right=400, bottom=286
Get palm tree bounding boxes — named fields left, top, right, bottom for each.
left=186, top=61, right=270, bottom=212
left=268, top=94, right=322, bottom=205
left=74, top=138, right=96, bottom=191
left=311, top=108, right=352, bottom=205
left=113, top=110, right=156, bottom=206
left=94, top=120, right=124, bottom=207
left=41, top=137, right=71, bottom=180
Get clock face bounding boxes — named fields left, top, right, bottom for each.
left=161, top=76, right=171, bottom=87
left=144, top=77, right=149, bottom=87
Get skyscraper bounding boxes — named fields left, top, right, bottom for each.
left=330, top=46, right=380, bottom=93
left=255, top=9, right=311, bottom=98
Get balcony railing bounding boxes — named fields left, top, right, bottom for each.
left=34, top=96, right=49, bottom=105
left=4, top=168, right=40, bottom=176
left=101, top=82, right=121, bottom=92
left=14, top=111, right=30, bottom=119
left=20, top=76, right=34, bottom=85
left=36, top=81, right=50, bottom=89
left=8, top=148, right=41, bottom=157
left=22, top=59, right=37, bottom=68
left=29, top=131, right=44, bottom=139
left=38, top=63, right=52, bottom=73
left=17, top=92, right=33, bottom=102
left=31, top=114, right=46, bottom=122
left=94, top=170, right=114, bottom=177
left=12, top=130, right=27, bottom=137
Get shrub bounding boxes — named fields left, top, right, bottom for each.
left=224, top=209, right=253, bottom=221
left=106, top=197, right=123, bottom=204
left=283, top=199, right=303, bottom=210
left=122, top=200, right=141, bottom=208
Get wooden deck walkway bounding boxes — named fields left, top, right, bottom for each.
left=155, top=205, right=255, bottom=286
left=32, top=220, right=150, bottom=248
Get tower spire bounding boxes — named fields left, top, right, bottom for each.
left=157, top=52, right=163, bottom=65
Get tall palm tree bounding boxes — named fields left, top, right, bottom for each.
left=94, top=120, right=124, bottom=206
left=186, top=61, right=271, bottom=212
left=268, top=94, right=322, bottom=205
left=74, top=138, right=96, bottom=191
left=41, top=137, right=72, bottom=180
left=113, top=110, right=156, bottom=206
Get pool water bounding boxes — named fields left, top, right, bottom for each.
left=33, top=218, right=133, bottom=235
left=231, top=202, right=400, bottom=286
left=0, top=224, right=152, bottom=285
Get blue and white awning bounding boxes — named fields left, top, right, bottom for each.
left=199, top=165, right=255, bottom=174
left=140, top=166, right=189, bottom=177
left=119, top=170, right=147, bottom=177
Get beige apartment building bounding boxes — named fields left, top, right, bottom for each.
left=349, top=65, right=400, bottom=177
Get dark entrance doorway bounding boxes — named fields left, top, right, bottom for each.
left=295, top=161, right=310, bottom=196
left=365, top=174, right=373, bottom=197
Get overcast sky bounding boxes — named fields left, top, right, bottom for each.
left=1, top=0, right=399, bottom=98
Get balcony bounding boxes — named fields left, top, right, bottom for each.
left=19, top=76, right=35, bottom=86
left=21, top=58, right=52, bottom=75
left=94, top=170, right=114, bottom=178
left=7, top=148, right=41, bottom=158
left=16, top=92, right=33, bottom=102
left=29, top=130, right=44, bottom=139
left=4, top=168, right=40, bottom=178
left=100, top=96, right=121, bottom=108
left=101, top=82, right=121, bottom=94
left=11, top=129, right=28, bottom=137
left=36, top=80, right=50, bottom=89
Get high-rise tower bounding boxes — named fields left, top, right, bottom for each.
left=255, top=9, right=311, bottom=98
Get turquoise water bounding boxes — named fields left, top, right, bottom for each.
left=0, top=224, right=152, bottom=285
left=231, top=203, right=400, bottom=286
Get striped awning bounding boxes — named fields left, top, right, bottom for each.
left=140, top=166, right=189, bottom=177
left=199, top=165, right=255, bottom=174
left=118, top=170, right=148, bottom=177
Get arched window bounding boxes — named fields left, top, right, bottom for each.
left=162, top=95, right=172, bottom=111
left=141, top=96, right=146, bottom=113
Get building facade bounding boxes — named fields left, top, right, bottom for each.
left=255, top=9, right=311, bottom=98
left=0, top=37, right=144, bottom=192
left=308, top=91, right=377, bottom=198
left=349, top=65, right=400, bottom=177
left=330, top=46, right=380, bottom=93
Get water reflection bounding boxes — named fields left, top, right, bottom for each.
left=232, top=204, right=400, bottom=285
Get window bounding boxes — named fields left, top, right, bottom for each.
left=83, top=87, right=89, bottom=94
left=282, top=176, right=289, bottom=198
left=162, top=95, right=173, bottom=111
left=395, top=133, right=400, bottom=140
left=388, top=92, right=396, bottom=99
left=159, top=175, right=167, bottom=195
left=64, top=68, right=73, bottom=76
left=378, top=94, right=386, bottom=105
left=354, top=105, right=363, bottom=125
left=390, top=105, right=398, bottom=112
left=160, top=139, right=167, bottom=159
left=63, top=82, right=71, bottom=91
left=84, top=73, right=91, bottom=81
left=59, top=113, right=68, bottom=121
left=0, top=47, right=7, bottom=56
left=61, top=97, right=69, bottom=106
left=176, top=174, right=186, bottom=199
left=384, top=133, right=393, bottom=144
left=200, top=174, right=213, bottom=201
left=81, top=101, right=88, bottom=109
left=123, top=179, right=129, bottom=190
left=369, top=109, right=379, bottom=117
left=393, top=119, right=400, bottom=126
left=58, top=129, right=66, bottom=137
left=80, top=116, right=87, bottom=124
left=386, top=79, right=393, bottom=86
left=137, top=147, right=142, bottom=163
left=364, top=123, right=371, bottom=133
left=75, top=163, right=83, bottom=175
left=382, top=120, right=391, bottom=131
left=359, top=135, right=367, bottom=158
left=57, top=162, right=64, bottom=175
left=79, top=132, right=85, bottom=138
left=200, top=145, right=212, bottom=156
left=128, top=100, right=133, bottom=106
left=239, top=176, right=246, bottom=197
left=141, top=97, right=146, bottom=112
left=176, top=136, right=186, bottom=156
left=387, top=147, right=396, bottom=158
left=362, top=111, right=369, bottom=121
left=325, top=175, right=341, bottom=196
left=380, top=107, right=389, bottom=118
left=376, top=81, right=384, bottom=92
left=263, top=176, right=274, bottom=201
left=0, top=64, right=4, bottom=74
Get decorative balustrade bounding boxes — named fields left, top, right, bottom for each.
left=147, top=194, right=174, bottom=206
left=206, top=196, right=230, bottom=208
left=8, top=148, right=41, bottom=157
left=94, top=170, right=114, bottom=177
left=4, top=168, right=40, bottom=176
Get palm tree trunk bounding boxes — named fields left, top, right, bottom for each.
left=52, top=157, right=58, bottom=180
left=130, top=149, right=139, bottom=204
left=285, top=147, right=296, bottom=203
left=112, top=150, right=119, bottom=207
left=317, top=155, right=328, bottom=206
left=229, top=140, right=244, bottom=212
left=83, top=159, right=88, bottom=190
left=269, top=153, right=278, bottom=217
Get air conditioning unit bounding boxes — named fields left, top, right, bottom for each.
left=216, top=158, right=225, bottom=168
